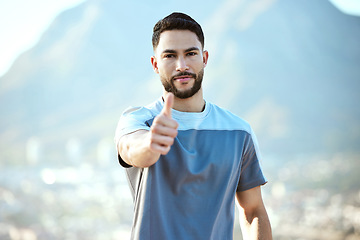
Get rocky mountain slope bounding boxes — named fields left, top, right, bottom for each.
left=0, top=0, right=359, bottom=165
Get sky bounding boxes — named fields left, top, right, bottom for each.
left=0, top=0, right=359, bottom=78
left=0, top=0, right=86, bottom=77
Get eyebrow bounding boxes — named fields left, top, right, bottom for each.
left=162, top=49, right=177, bottom=54
left=161, top=47, right=200, bottom=55
left=185, top=47, right=200, bottom=52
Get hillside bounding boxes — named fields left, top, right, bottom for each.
left=0, top=0, right=359, bottom=162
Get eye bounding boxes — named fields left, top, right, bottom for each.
left=164, top=54, right=175, bottom=59
left=187, top=52, right=197, bottom=56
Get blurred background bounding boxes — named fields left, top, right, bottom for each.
left=0, top=0, right=359, bottom=239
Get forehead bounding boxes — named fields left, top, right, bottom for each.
left=155, top=30, right=202, bottom=53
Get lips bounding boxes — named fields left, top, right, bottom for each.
left=172, top=72, right=196, bottom=83
left=174, top=76, right=193, bottom=83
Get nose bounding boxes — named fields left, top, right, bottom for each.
left=176, top=57, right=189, bottom=72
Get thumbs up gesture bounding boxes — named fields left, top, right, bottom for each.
left=149, top=93, right=179, bottom=155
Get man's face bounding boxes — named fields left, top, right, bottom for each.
left=151, top=30, right=208, bottom=99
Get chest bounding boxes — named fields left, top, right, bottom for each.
left=156, top=130, right=248, bottom=188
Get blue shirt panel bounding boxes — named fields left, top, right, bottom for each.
left=114, top=98, right=267, bottom=240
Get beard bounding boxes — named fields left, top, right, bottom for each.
left=160, top=69, right=204, bottom=99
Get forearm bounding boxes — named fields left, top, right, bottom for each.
left=118, top=130, right=161, bottom=168
left=239, top=207, right=272, bottom=240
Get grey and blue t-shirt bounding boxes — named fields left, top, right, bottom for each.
left=115, top=98, right=267, bottom=240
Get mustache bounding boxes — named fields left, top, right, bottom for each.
left=171, top=72, right=197, bottom=81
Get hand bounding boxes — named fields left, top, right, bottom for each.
left=149, top=93, right=179, bottom=155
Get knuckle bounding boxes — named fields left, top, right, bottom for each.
left=148, top=132, right=157, bottom=144
left=162, top=147, right=170, bottom=155
left=171, top=119, right=178, bottom=126
left=169, top=129, right=177, bottom=138
left=153, top=115, right=162, bottom=124
left=157, top=114, right=165, bottom=121
left=150, top=125, right=158, bottom=133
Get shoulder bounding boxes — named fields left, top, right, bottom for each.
left=120, top=98, right=162, bottom=122
left=207, top=103, right=252, bottom=134
left=115, top=98, right=162, bottom=142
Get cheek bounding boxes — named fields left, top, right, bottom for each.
left=193, top=62, right=205, bottom=72
left=190, top=57, right=205, bottom=68
left=158, top=62, right=174, bottom=75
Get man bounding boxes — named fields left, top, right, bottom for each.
left=115, top=12, right=272, bottom=240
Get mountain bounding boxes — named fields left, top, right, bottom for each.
left=0, top=0, right=359, bottom=166
left=1, top=1, right=360, bottom=239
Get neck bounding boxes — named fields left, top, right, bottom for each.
left=163, top=89, right=205, bottom=113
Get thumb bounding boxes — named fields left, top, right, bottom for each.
left=162, top=93, right=174, bottom=117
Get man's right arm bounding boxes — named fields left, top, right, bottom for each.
left=117, top=93, right=178, bottom=168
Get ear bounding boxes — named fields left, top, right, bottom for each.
left=151, top=56, right=159, bottom=74
left=202, top=50, right=209, bottom=67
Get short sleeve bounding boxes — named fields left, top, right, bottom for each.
left=236, top=129, right=267, bottom=192
left=114, top=106, right=153, bottom=168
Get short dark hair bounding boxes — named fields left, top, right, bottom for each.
left=152, top=12, right=205, bottom=49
